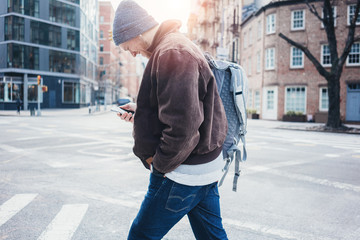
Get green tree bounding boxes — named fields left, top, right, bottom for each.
left=279, top=0, right=360, bottom=128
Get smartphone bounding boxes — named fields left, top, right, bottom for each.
left=110, top=106, right=134, bottom=115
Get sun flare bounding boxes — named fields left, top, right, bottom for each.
left=107, top=0, right=192, bottom=32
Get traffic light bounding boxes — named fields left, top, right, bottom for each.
left=41, top=86, right=48, bottom=92
left=37, top=75, right=41, bottom=85
left=109, top=30, right=113, bottom=41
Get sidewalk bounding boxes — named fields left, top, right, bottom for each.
left=0, top=105, right=116, bottom=117
left=248, top=119, right=360, bottom=134
left=1, top=108, right=359, bottom=134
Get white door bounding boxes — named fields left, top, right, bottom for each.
left=262, top=86, right=278, bottom=120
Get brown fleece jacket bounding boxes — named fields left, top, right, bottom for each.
left=133, top=20, right=228, bottom=173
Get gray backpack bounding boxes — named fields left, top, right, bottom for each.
left=205, top=53, right=248, bottom=192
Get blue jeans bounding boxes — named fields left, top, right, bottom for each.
left=128, top=172, right=228, bottom=240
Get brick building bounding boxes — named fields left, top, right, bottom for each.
left=241, top=0, right=360, bottom=122
left=188, top=0, right=241, bottom=62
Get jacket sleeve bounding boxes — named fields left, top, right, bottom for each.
left=152, top=50, right=205, bottom=173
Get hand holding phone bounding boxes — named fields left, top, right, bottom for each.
left=112, top=103, right=136, bottom=123
left=111, top=106, right=135, bottom=115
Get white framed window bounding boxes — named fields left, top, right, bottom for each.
left=248, top=28, right=252, bottom=46
left=100, top=16, right=104, bottom=23
left=321, top=45, right=331, bottom=66
left=266, top=14, right=276, bottom=34
left=285, top=86, right=307, bottom=114
left=291, top=10, right=305, bottom=30
left=346, top=42, right=360, bottom=66
left=257, top=20, right=262, bottom=40
left=243, top=32, right=247, bottom=49
left=248, top=57, right=252, bottom=75
left=100, top=44, right=104, bottom=52
left=255, top=91, right=260, bottom=112
left=290, top=47, right=304, bottom=68
left=319, top=87, right=329, bottom=111
left=256, top=51, right=261, bottom=73
left=265, top=48, right=275, bottom=70
left=348, top=5, right=360, bottom=25
left=322, top=6, right=336, bottom=27
left=247, top=90, right=253, bottom=108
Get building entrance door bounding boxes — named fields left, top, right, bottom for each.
left=346, top=83, right=360, bottom=122
left=262, top=86, right=278, bottom=120
left=49, top=90, right=56, bottom=108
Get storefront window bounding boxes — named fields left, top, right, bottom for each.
left=81, top=84, right=86, bottom=103
left=0, top=79, right=23, bottom=102
left=28, top=84, right=38, bottom=102
left=63, top=81, right=80, bottom=103
left=0, top=82, right=4, bottom=101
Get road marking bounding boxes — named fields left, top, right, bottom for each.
left=223, top=218, right=333, bottom=240
left=245, top=160, right=360, bottom=193
left=0, top=144, right=24, bottom=153
left=0, top=194, right=38, bottom=227
left=325, top=154, right=340, bottom=158
left=62, top=189, right=141, bottom=209
left=16, top=136, right=50, bottom=141
left=32, top=141, right=101, bottom=151
left=6, top=129, right=20, bottom=133
left=293, top=143, right=316, bottom=147
left=37, top=204, right=88, bottom=240
left=0, top=153, right=25, bottom=164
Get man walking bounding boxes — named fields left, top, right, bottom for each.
left=113, top=1, right=228, bottom=239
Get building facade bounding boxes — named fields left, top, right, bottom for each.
left=98, top=1, right=145, bottom=104
left=188, top=0, right=241, bottom=62
left=98, top=1, right=120, bottom=104
left=0, top=0, right=99, bottom=110
left=242, top=0, right=360, bottom=122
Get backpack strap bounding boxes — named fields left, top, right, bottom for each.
left=229, top=66, right=248, bottom=191
left=218, top=143, right=240, bottom=188
left=218, top=141, right=244, bottom=191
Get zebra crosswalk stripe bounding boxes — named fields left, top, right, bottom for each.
left=37, top=204, right=88, bottom=240
left=0, top=194, right=38, bottom=227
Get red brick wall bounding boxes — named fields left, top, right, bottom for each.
left=241, top=1, right=360, bottom=121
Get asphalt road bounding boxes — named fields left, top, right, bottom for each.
left=0, top=110, right=359, bottom=240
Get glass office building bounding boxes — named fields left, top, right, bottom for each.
left=0, top=0, right=99, bottom=109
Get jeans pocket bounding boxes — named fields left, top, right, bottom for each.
left=165, top=184, right=196, bottom=213
left=212, top=184, right=220, bottom=197
left=147, top=173, right=167, bottom=199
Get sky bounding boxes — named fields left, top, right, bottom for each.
left=101, top=0, right=194, bottom=32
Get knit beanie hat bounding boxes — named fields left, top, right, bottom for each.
left=113, top=0, right=159, bottom=46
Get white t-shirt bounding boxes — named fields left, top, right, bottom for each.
left=165, top=154, right=224, bottom=186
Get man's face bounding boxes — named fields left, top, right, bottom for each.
left=120, top=36, right=150, bottom=58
